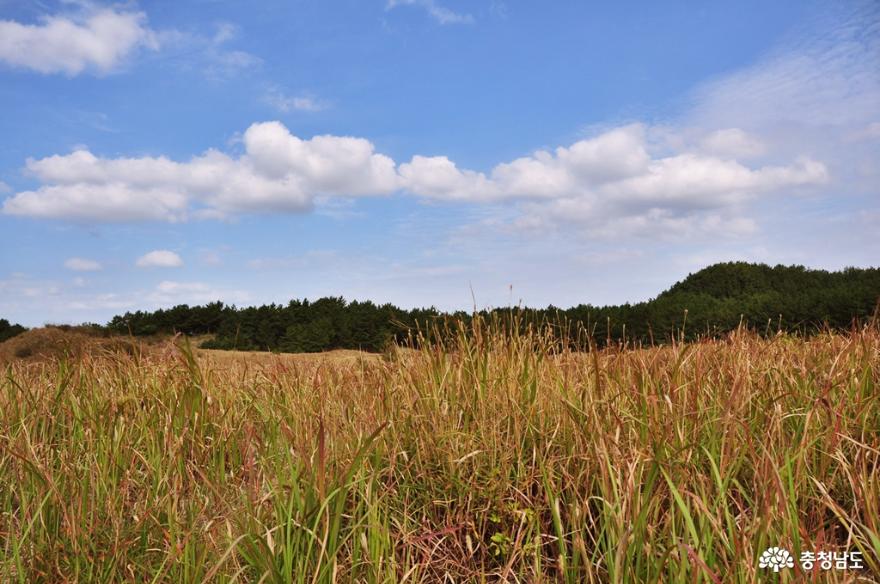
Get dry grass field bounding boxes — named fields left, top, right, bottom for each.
left=0, top=322, right=878, bottom=582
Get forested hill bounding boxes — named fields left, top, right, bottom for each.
left=645, top=262, right=880, bottom=332
left=660, top=262, right=878, bottom=301
left=90, top=262, right=880, bottom=353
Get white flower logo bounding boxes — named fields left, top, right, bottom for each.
left=759, top=547, right=794, bottom=572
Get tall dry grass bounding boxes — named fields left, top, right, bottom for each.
left=0, top=320, right=878, bottom=582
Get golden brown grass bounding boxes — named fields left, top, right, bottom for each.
left=197, top=347, right=384, bottom=369
left=1, top=321, right=878, bottom=582
left=0, top=326, right=141, bottom=365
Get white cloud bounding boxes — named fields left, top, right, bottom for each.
left=136, top=250, right=183, bottom=268
left=600, top=154, right=826, bottom=208
left=522, top=202, right=759, bottom=240
left=399, top=123, right=827, bottom=220
left=5, top=180, right=189, bottom=222
left=395, top=112, right=829, bottom=238
left=2, top=120, right=828, bottom=237
left=386, top=0, right=474, bottom=25
left=700, top=128, right=765, bottom=159
left=265, top=89, right=328, bottom=113
left=397, top=126, right=651, bottom=203
left=0, top=7, right=159, bottom=76
left=64, top=257, right=102, bottom=271
left=241, top=122, right=398, bottom=196
left=398, top=155, right=497, bottom=201
left=2, top=122, right=400, bottom=222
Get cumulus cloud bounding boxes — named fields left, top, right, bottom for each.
left=4, top=173, right=189, bottom=222
left=64, top=257, right=102, bottom=271
left=241, top=122, right=398, bottom=197
left=1, top=120, right=827, bottom=235
left=386, top=0, right=474, bottom=25
left=0, top=7, right=159, bottom=75
left=2, top=122, right=399, bottom=221
left=0, top=9, right=261, bottom=81
left=136, top=250, right=183, bottom=268
left=3, top=122, right=398, bottom=222
left=397, top=155, right=497, bottom=201
left=394, top=121, right=827, bottom=239
left=600, top=154, right=826, bottom=208
left=399, top=123, right=827, bottom=221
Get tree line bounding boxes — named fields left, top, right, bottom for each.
left=0, top=319, right=27, bottom=343
left=107, top=297, right=442, bottom=352
left=97, top=262, right=879, bottom=353
left=2, top=262, right=877, bottom=351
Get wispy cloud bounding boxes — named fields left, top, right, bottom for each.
left=157, top=21, right=261, bottom=81
left=147, top=281, right=249, bottom=305
left=64, top=257, right=102, bottom=272
left=386, top=0, right=474, bottom=25
left=688, top=2, right=880, bottom=129
left=248, top=251, right=338, bottom=271
left=264, top=88, right=328, bottom=113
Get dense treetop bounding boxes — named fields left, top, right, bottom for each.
left=2, top=262, right=878, bottom=352
left=0, top=319, right=27, bottom=343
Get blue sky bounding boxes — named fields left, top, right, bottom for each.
left=1, top=0, right=878, bottom=327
